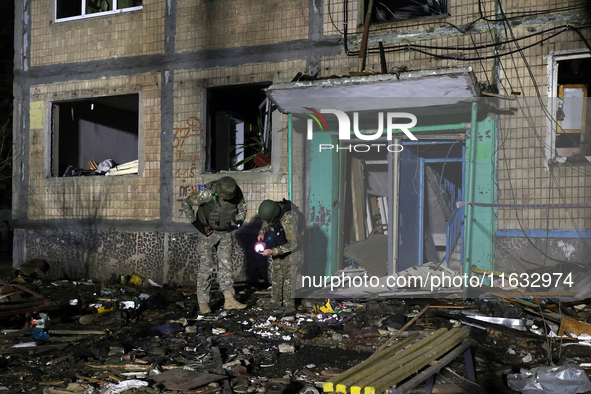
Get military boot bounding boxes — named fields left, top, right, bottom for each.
left=199, top=302, right=211, bottom=315
left=223, top=291, right=247, bottom=310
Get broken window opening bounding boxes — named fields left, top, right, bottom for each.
left=555, top=57, right=591, bottom=162
left=55, top=0, right=142, bottom=21
left=50, top=94, right=139, bottom=177
left=205, top=83, right=273, bottom=173
left=363, top=0, right=449, bottom=23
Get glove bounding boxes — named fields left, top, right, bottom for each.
left=192, top=220, right=211, bottom=237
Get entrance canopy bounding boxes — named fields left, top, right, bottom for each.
left=266, top=67, right=497, bottom=300
left=266, top=68, right=480, bottom=114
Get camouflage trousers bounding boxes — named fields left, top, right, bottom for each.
left=270, top=254, right=293, bottom=307
left=196, top=230, right=235, bottom=304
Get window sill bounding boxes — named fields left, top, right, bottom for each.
left=46, top=173, right=141, bottom=180
left=550, top=156, right=591, bottom=166
left=54, top=6, right=142, bottom=23
left=205, top=164, right=272, bottom=175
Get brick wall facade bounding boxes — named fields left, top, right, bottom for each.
left=13, top=0, right=591, bottom=282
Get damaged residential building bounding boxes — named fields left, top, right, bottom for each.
left=11, top=0, right=591, bottom=289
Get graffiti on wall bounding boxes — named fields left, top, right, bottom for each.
left=174, top=117, right=201, bottom=179
left=173, top=116, right=201, bottom=149
left=174, top=116, right=202, bottom=219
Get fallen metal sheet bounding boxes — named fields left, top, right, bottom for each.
left=150, top=369, right=227, bottom=390
left=463, top=315, right=527, bottom=331
left=344, top=234, right=388, bottom=277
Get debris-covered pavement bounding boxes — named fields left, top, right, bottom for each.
left=4, top=260, right=591, bottom=393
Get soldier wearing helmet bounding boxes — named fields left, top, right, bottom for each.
left=181, top=176, right=247, bottom=314
left=257, top=199, right=299, bottom=312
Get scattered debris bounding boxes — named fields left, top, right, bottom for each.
left=508, top=364, right=591, bottom=394
left=1, top=268, right=591, bottom=393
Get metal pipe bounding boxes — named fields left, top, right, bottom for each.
left=345, top=123, right=468, bottom=141
left=418, top=158, right=425, bottom=266
left=391, top=138, right=400, bottom=274
left=288, top=113, right=293, bottom=200
left=463, top=102, right=478, bottom=297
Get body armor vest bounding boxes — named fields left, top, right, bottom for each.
left=266, top=200, right=291, bottom=247
left=197, top=196, right=238, bottom=231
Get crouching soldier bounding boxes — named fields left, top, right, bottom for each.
left=182, top=176, right=248, bottom=315
left=257, top=199, right=299, bottom=312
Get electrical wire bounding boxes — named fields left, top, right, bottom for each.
left=342, top=0, right=591, bottom=57
left=360, top=2, right=587, bottom=33
left=327, top=0, right=344, bottom=35
left=379, top=28, right=584, bottom=61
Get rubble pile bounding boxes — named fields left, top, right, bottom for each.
left=2, top=264, right=591, bottom=393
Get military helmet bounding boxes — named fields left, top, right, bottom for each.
left=259, top=200, right=281, bottom=221
left=215, top=176, right=238, bottom=200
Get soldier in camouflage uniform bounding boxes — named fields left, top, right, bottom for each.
left=257, top=199, right=299, bottom=311
left=181, top=176, right=248, bottom=314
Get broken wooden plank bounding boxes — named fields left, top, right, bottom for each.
left=559, top=316, right=591, bottom=337
left=351, top=157, right=366, bottom=241
left=331, top=329, right=448, bottom=393
left=38, top=381, right=66, bottom=386
left=362, top=329, right=470, bottom=394
left=48, top=330, right=106, bottom=335
left=76, top=375, right=108, bottom=386
left=429, top=305, right=473, bottom=309
left=358, top=0, right=374, bottom=72
left=389, top=338, right=478, bottom=394
left=323, top=333, right=420, bottom=392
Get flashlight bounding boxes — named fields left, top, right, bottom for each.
left=254, top=242, right=266, bottom=254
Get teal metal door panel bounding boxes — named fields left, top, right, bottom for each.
left=464, top=105, right=496, bottom=277
left=308, top=132, right=340, bottom=277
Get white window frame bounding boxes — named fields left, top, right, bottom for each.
left=53, top=0, right=142, bottom=23
left=546, top=50, right=591, bottom=167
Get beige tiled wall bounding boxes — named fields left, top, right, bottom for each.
left=30, top=0, right=165, bottom=66
left=494, top=25, right=591, bottom=231
left=28, top=73, right=162, bottom=220
left=25, top=0, right=591, bottom=231
left=176, top=0, right=309, bottom=52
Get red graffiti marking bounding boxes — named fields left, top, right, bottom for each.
left=175, top=166, right=197, bottom=178
left=522, top=194, right=534, bottom=204
left=175, top=150, right=200, bottom=162
left=173, top=116, right=201, bottom=149
left=179, top=185, right=199, bottom=197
